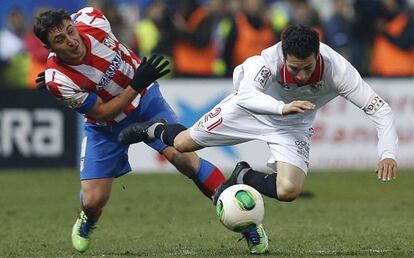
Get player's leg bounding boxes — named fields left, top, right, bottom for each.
left=72, top=124, right=131, bottom=253
left=275, top=162, right=305, bottom=201
left=118, top=118, right=204, bottom=153
left=139, top=121, right=204, bottom=152
left=72, top=178, right=112, bottom=253
left=176, top=98, right=270, bottom=254
left=161, top=147, right=226, bottom=198
left=229, top=161, right=305, bottom=201
left=267, top=131, right=310, bottom=201
left=126, top=87, right=268, bottom=253
left=214, top=130, right=310, bottom=202
left=131, top=83, right=226, bottom=199
left=157, top=123, right=205, bottom=152
left=118, top=93, right=248, bottom=153
left=80, top=178, right=113, bottom=218
left=211, top=162, right=270, bottom=253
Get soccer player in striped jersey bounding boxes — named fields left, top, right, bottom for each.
left=120, top=25, right=399, bottom=254
left=33, top=7, right=227, bottom=253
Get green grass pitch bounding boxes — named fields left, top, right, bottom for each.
left=0, top=169, right=413, bottom=257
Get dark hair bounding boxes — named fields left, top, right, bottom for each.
left=281, top=24, right=320, bottom=59
left=33, top=9, right=71, bottom=45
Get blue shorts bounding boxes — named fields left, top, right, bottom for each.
left=80, top=83, right=178, bottom=180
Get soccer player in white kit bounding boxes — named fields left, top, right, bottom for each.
left=120, top=24, right=398, bottom=250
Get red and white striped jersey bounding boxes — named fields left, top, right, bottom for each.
left=45, top=7, right=149, bottom=125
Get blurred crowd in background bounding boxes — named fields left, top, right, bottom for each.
left=0, top=0, right=413, bottom=89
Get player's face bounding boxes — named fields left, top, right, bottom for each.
left=47, top=19, right=86, bottom=64
left=285, top=54, right=317, bottom=85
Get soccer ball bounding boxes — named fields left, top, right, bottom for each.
left=215, top=184, right=264, bottom=233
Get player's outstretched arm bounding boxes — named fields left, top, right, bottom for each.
left=282, top=100, right=316, bottom=115
left=376, top=158, right=398, bottom=181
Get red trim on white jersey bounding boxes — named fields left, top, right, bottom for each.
left=47, top=56, right=96, bottom=90
left=47, top=81, right=63, bottom=98
left=280, top=54, right=325, bottom=86
left=85, top=8, right=107, bottom=24
left=76, top=22, right=107, bottom=42
left=207, top=117, right=223, bottom=131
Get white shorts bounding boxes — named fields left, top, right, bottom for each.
left=189, top=94, right=312, bottom=174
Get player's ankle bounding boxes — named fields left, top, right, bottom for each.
left=149, top=123, right=165, bottom=138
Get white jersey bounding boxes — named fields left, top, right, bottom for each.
left=190, top=42, right=398, bottom=172
left=232, top=42, right=398, bottom=161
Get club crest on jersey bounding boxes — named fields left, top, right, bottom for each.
left=103, top=35, right=117, bottom=50
left=254, top=66, right=271, bottom=87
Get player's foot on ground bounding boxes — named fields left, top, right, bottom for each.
left=118, top=119, right=166, bottom=145
left=212, top=161, right=251, bottom=204
left=242, top=224, right=269, bottom=254
left=71, top=211, right=97, bottom=253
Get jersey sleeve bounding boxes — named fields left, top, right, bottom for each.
left=45, top=69, right=97, bottom=115
left=71, top=7, right=111, bottom=34
left=332, top=51, right=398, bottom=160
left=233, top=57, right=286, bottom=115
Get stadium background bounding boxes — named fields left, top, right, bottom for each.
left=0, top=0, right=412, bottom=171
left=0, top=1, right=413, bottom=257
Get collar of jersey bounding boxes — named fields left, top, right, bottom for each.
left=280, top=54, right=324, bottom=86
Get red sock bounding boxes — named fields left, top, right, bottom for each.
left=191, top=159, right=226, bottom=198
left=82, top=208, right=102, bottom=222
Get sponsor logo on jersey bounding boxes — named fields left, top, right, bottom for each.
left=295, top=140, right=309, bottom=160
left=97, top=50, right=122, bottom=90
left=254, top=66, right=271, bottom=87
left=364, top=95, right=385, bottom=115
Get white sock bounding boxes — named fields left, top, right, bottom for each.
left=147, top=122, right=164, bottom=139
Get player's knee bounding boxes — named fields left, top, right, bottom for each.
left=82, top=191, right=109, bottom=210
left=173, top=131, right=201, bottom=153
left=173, top=139, right=190, bottom=153
left=277, top=182, right=301, bottom=202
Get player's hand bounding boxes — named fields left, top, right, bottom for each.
left=282, top=100, right=316, bottom=115
left=130, top=54, right=170, bottom=93
left=35, top=71, right=47, bottom=90
left=376, top=158, right=397, bottom=181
